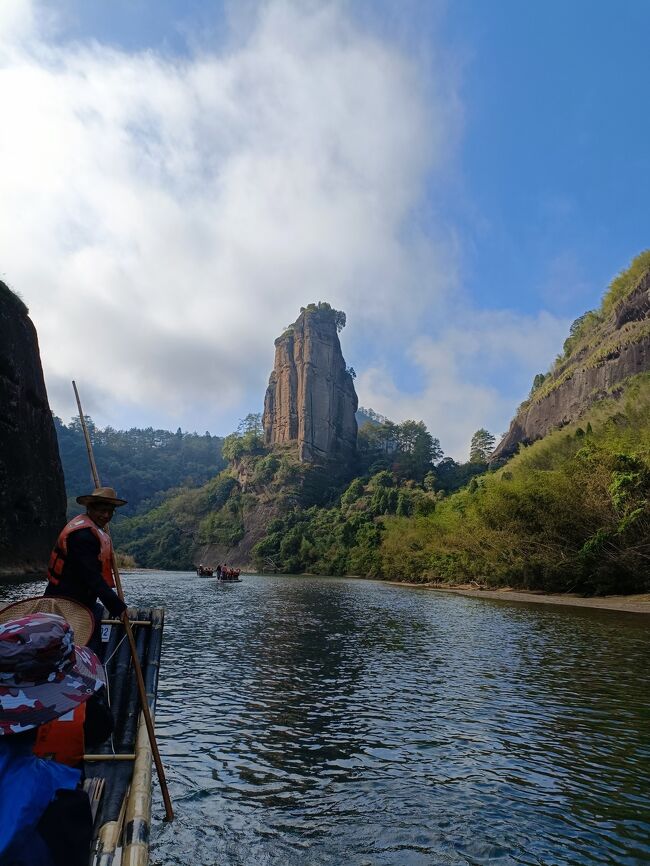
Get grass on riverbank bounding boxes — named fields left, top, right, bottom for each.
left=380, top=374, right=650, bottom=595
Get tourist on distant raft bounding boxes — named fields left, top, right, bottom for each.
left=0, top=612, right=108, bottom=866
left=44, top=486, right=128, bottom=650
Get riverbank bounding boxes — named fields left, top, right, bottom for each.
left=392, top=582, right=650, bottom=614
left=0, top=567, right=45, bottom=583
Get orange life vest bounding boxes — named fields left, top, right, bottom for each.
left=33, top=704, right=86, bottom=768
left=47, top=514, right=115, bottom=588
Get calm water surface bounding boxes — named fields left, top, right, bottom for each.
left=3, top=574, right=649, bottom=865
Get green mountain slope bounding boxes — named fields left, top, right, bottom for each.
left=380, top=374, right=650, bottom=594
left=55, top=417, right=225, bottom=517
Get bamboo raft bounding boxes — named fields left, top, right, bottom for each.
left=87, top=607, right=165, bottom=866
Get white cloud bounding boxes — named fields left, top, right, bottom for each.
left=0, top=0, right=569, bottom=458
left=0, top=0, right=34, bottom=43
left=0, top=0, right=461, bottom=433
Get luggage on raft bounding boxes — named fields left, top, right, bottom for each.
left=88, top=606, right=165, bottom=866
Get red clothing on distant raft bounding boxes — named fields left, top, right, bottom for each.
left=44, top=515, right=126, bottom=618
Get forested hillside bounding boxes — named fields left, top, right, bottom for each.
left=112, top=254, right=650, bottom=595
left=112, top=413, right=487, bottom=571
left=54, top=416, right=225, bottom=516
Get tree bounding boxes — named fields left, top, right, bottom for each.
left=529, top=373, right=546, bottom=396
left=237, top=413, right=263, bottom=436
left=423, top=471, right=437, bottom=492
left=393, top=420, right=442, bottom=482
left=469, top=429, right=496, bottom=463
left=301, top=302, right=346, bottom=332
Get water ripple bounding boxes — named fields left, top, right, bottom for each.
left=2, top=574, right=649, bottom=865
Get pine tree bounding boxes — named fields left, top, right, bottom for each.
left=469, top=428, right=496, bottom=463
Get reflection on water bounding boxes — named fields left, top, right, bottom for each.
left=2, top=574, right=649, bottom=865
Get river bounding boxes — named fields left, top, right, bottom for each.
left=2, top=573, right=649, bottom=865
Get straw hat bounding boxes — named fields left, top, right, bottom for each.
left=76, top=486, right=127, bottom=507
left=0, top=596, right=95, bottom=646
left=0, top=613, right=105, bottom=735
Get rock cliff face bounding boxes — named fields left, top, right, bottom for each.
left=0, top=282, right=66, bottom=576
left=262, top=306, right=358, bottom=472
left=493, top=270, right=650, bottom=461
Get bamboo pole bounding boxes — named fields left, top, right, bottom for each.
left=72, top=381, right=174, bottom=823
left=101, top=619, right=151, bottom=626
left=84, top=754, right=136, bottom=761
left=122, top=712, right=154, bottom=866
left=94, top=791, right=128, bottom=866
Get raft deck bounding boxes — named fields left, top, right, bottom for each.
left=88, top=607, right=165, bottom=866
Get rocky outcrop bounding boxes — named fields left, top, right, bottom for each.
left=263, top=305, right=358, bottom=473
left=0, top=282, right=66, bottom=576
left=493, top=270, right=650, bottom=461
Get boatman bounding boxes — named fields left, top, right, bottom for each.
left=44, top=486, right=128, bottom=648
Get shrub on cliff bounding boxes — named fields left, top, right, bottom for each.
left=251, top=469, right=439, bottom=576
left=602, top=249, right=650, bottom=315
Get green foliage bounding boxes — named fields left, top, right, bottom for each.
left=377, top=375, right=650, bottom=595
left=602, top=249, right=650, bottom=314
left=469, top=428, right=496, bottom=463
left=435, top=457, right=486, bottom=493
left=112, top=468, right=245, bottom=568
left=367, top=470, right=393, bottom=489
left=561, top=310, right=603, bottom=359
left=300, top=301, right=346, bottom=332
left=251, top=465, right=440, bottom=576
left=524, top=250, right=650, bottom=403
left=221, top=425, right=266, bottom=462
left=112, top=424, right=338, bottom=568
left=206, top=475, right=238, bottom=509
left=358, top=417, right=442, bottom=482
left=252, top=453, right=281, bottom=485
left=253, top=504, right=384, bottom=576
left=54, top=416, right=225, bottom=517
left=340, top=477, right=366, bottom=506
left=529, top=372, right=547, bottom=395
left=238, top=413, right=263, bottom=436
left=112, top=486, right=209, bottom=570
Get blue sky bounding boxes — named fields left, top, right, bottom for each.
left=451, top=0, right=650, bottom=315
left=1, top=0, right=648, bottom=458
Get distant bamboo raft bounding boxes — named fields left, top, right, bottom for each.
left=89, top=607, right=165, bottom=866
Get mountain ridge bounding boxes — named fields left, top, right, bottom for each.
left=493, top=254, right=650, bottom=461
